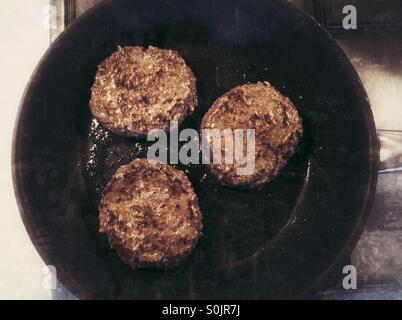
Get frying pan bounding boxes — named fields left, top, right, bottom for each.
left=12, top=0, right=379, bottom=299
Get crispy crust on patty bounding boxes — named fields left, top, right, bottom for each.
left=201, top=82, right=303, bottom=189
left=90, top=46, right=197, bottom=137
left=99, top=159, right=202, bottom=269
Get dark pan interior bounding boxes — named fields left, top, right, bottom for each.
left=13, top=0, right=378, bottom=299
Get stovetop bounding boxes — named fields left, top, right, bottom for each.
left=51, top=0, right=402, bottom=300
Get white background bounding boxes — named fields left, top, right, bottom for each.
left=0, top=0, right=51, bottom=299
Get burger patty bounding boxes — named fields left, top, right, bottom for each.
left=99, top=159, right=202, bottom=269
left=90, top=46, right=197, bottom=137
left=201, top=82, right=303, bottom=189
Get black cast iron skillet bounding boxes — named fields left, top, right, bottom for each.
left=12, top=0, right=378, bottom=299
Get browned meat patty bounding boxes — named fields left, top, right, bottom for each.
left=99, top=159, right=202, bottom=269
left=201, top=82, right=303, bottom=189
left=90, top=46, right=197, bottom=137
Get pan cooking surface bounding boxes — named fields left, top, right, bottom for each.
left=13, top=0, right=378, bottom=299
